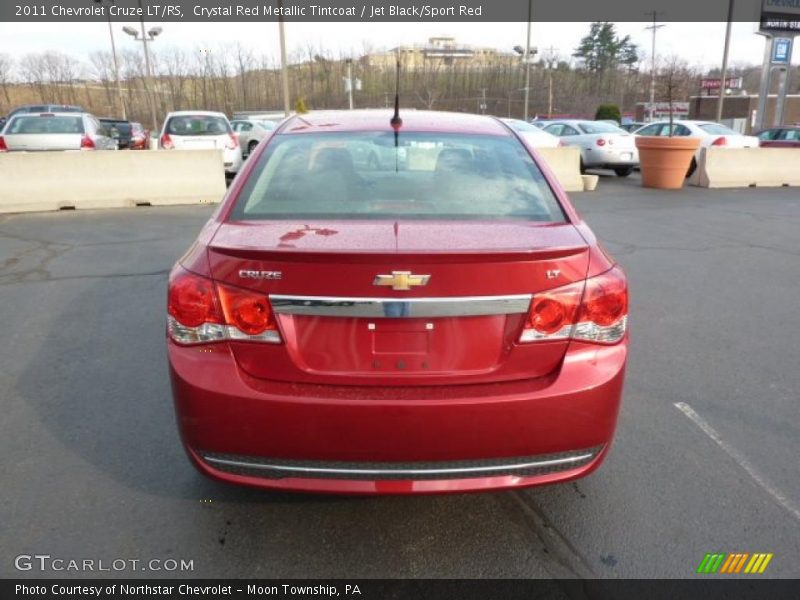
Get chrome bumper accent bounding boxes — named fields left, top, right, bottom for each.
left=269, top=294, right=532, bottom=318
left=202, top=447, right=602, bottom=481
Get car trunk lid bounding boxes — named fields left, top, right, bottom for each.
left=206, top=220, right=590, bottom=385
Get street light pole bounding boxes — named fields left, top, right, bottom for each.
left=523, top=0, right=532, bottom=121
left=716, top=0, right=735, bottom=122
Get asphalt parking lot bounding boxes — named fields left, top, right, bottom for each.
left=1, top=174, right=798, bottom=580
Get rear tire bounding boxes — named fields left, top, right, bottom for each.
left=579, top=158, right=587, bottom=175
left=614, top=167, right=634, bottom=177
left=686, top=157, right=697, bottom=178
left=248, top=140, right=258, bottom=157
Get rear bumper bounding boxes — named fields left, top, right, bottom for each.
left=584, top=148, right=639, bottom=167
left=169, top=339, right=627, bottom=494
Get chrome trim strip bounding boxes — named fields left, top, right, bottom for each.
left=269, top=294, right=532, bottom=318
left=203, top=452, right=594, bottom=477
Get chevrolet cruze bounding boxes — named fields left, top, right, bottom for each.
left=167, top=110, right=628, bottom=494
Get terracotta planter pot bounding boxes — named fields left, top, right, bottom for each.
left=635, top=136, right=701, bottom=190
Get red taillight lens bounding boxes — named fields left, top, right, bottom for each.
left=0, top=136, right=7, bottom=152
left=167, top=267, right=281, bottom=345
left=520, top=266, right=628, bottom=345
left=520, top=281, right=583, bottom=342
left=80, top=135, right=95, bottom=150
left=168, top=269, right=220, bottom=328
left=160, top=133, right=174, bottom=149
left=225, top=133, right=238, bottom=150
left=217, top=284, right=276, bottom=336
left=596, top=138, right=606, bottom=147
left=580, top=267, right=628, bottom=328
left=711, top=136, right=728, bottom=146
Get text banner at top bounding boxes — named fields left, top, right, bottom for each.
left=1, top=0, right=773, bottom=23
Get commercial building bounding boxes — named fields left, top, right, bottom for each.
left=365, top=36, right=517, bottom=71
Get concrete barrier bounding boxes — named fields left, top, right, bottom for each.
left=691, top=147, right=800, bottom=188
left=0, top=149, right=226, bottom=214
left=535, top=147, right=586, bottom=192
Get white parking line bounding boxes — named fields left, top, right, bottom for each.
left=674, top=401, right=800, bottom=523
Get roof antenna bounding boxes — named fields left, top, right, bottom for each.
left=390, top=56, right=402, bottom=132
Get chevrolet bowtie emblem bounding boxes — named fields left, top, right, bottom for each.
left=373, top=271, right=431, bottom=291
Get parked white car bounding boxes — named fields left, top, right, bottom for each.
left=632, top=120, right=759, bottom=176
left=231, top=119, right=277, bottom=158
left=500, top=118, right=561, bottom=148
left=543, top=120, right=639, bottom=177
left=158, top=111, right=242, bottom=175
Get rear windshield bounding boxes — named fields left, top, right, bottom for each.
left=165, top=115, right=231, bottom=136
left=699, top=123, right=737, bottom=135
left=102, top=121, right=132, bottom=135
left=578, top=122, right=625, bottom=134
left=231, top=132, right=566, bottom=222
left=6, top=115, right=84, bottom=135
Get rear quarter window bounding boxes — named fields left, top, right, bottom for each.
left=230, top=131, right=567, bottom=223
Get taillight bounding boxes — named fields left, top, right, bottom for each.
left=80, top=135, right=95, bottom=150
left=167, top=267, right=280, bottom=345
left=160, top=133, right=174, bottom=149
left=711, top=136, right=728, bottom=146
left=596, top=138, right=606, bottom=147
left=225, top=133, right=238, bottom=150
left=520, top=266, right=628, bottom=345
left=0, top=136, right=7, bottom=152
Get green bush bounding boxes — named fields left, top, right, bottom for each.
left=294, top=97, right=309, bottom=114
left=594, top=104, right=621, bottom=123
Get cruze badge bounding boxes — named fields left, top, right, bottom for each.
left=373, top=271, right=431, bottom=291
left=239, top=270, right=282, bottom=280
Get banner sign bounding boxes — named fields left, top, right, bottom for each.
left=701, top=77, right=744, bottom=89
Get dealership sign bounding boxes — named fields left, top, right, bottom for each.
left=641, top=102, right=690, bottom=118
left=701, top=77, right=744, bottom=90
left=761, top=0, right=800, bottom=33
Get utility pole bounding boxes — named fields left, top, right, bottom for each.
left=97, top=0, right=126, bottom=119
left=138, top=3, right=157, bottom=131
left=523, top=0, right=532, bottom=121
left=645, top=12, right=665, bottom=122
left=278, top=0, right=291, bottom=116
left=716, top=0, right=735, bottom=122
left=346, top=59, right=354, bottom=110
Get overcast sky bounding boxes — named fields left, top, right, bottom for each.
left=1, top=21, right=795, bottom=71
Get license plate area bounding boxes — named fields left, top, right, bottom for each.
left=372, top=321, right=430, bottom=355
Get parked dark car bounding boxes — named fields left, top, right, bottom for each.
left=100, top=118, right=133, bottom=149
left=756, top=126, right=800, bottom=148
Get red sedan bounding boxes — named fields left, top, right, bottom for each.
left=167, top=110, right=628, bottom=494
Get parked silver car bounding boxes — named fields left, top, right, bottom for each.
left=0, top=112, right=118, bottom=152
left=543, top=119, right=639, bottom=177
left=231, top=119, right=277, bottom=158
